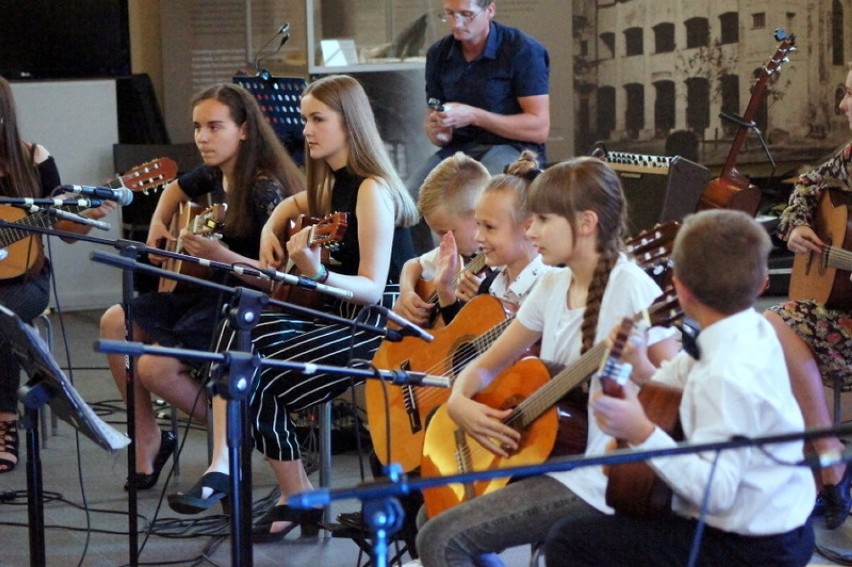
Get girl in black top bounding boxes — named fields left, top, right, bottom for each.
left=100, top=83, right=303, bottom=490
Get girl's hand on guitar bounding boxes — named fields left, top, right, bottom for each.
left=393, top=292, right=434, bottom=327
left=455, top=270, right=484, bottom=303
left=146, top=220, right=175, bottom=265
left=788, top=225, right=823, bottom=255
left=180, top=229, right=225, bottom=260
left=447, top=394, right=520, bottom=458
left=259, top=227, right=285, bottom=269
left=285, top=225, right=322, bottom=275
left=82, top=200, right=117, bottom=221
left=590, top=389, right=655, bottom=445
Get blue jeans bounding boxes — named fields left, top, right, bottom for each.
left=415, top=475, right=601, bottom=567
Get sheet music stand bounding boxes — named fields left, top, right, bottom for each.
left=233, top=75, right=306, bottom=164
left=0, top=305, right=130, bottom=567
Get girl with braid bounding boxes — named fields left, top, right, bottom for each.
left=415, top=156, right=679, bottom=567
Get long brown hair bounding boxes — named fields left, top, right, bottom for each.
left=300, top=75, right=418, bottom=227
left=0, top=77, right=40, bottom=198
left=528, top=157, right=628, bottom=353
left=191, top=83, right=305, bottom=238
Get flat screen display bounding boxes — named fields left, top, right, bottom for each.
left=0, top=0, right=130, bottom=80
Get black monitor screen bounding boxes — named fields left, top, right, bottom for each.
left=0, top=0, right=130, bottom=80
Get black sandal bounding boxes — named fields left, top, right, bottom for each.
left=168, top=471, right=231, bottom=515
left=252, top=504, right=323, bottom=543
left=0, top=419, right=18, bottom=473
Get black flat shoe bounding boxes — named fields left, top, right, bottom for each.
left=168, top=471, right=231, bottom=515
left=124, top=430, right=176, bottom=491
left=823, top=464, right=852, bottom=530
left=252, top=504, right=323, bottom=543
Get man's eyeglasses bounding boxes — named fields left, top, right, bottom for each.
left=438, top=9, right=482, bottom=25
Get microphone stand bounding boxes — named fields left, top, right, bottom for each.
left=0, top=217, right=149, bottom=566
left=88, top=249, right=404, bottom=567
left=285, top=423, right=852, bottom=567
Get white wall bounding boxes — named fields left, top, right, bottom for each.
left=11, top=80, right=123, bottom=310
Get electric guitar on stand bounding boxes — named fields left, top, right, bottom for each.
left=698, top=29, right=796, bottom=216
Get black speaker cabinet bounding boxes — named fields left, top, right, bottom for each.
left=610, top=156, right=709, bottom=236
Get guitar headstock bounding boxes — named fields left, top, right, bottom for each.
left=625, top=221, right=680, bottom=258
left=645, top=287, right=683, bottom=328
left=309, top=211, right=349, bottom=250
left=764, top=29, right=796, bottom=78
left=190, top=203, right=227, bottom=237
left=598, top=317, right=636, bottom=398
left=119, top=158, right=178, bottom=193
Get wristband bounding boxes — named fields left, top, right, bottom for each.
left=308, top=264, right=329, bottom=283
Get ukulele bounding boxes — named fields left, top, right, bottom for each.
left=419, top=291, right=683, bottom=518
left=698, top=30, right=796, bottom=216
left=788, top=189, right=852, bottom=311
left=368, top=227, right=681, bottom=473
left=0, top=157, right=177, bottom=281
left=158, top=202, right=227, bottom=293
left=269, top=212, right=348, bottom=308
left=598, top=318, right=684, bottom=518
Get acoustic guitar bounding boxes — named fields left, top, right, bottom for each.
left=598, top=317, right=684, bottom=518
left=269, top=212, right=348, bottom=308
left=788, top=189, right=852, bottom=311
left=698, top=30, right=796, bottom=216
left=420, top=291, right=683, bottom=518
left=158, top=202, right=227, bottom=293
left=368, top=225, right=681, bottom=473
left=0, top=157, right=177, bottom=281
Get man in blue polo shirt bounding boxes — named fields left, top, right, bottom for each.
left=407, top=0, right=550, bottom=252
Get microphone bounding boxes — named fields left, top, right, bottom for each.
left=257, top=266, right=355, bottom=301
left=45, top=207, right=111, bottom=231
left=373, top=305, right=435, bottom=342
left=375, top=368, right=450, bottom=388
left=62, top=185, right=134, bottom=206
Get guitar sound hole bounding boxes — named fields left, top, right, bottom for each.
left=450, top=341, right=479, bottom=377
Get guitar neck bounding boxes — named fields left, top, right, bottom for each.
left=825, top=245, right=852, bottom=273
left=508, top=341, right=608, bottom=430
left=0, top=206, right=80, bottom=248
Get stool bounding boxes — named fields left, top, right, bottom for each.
left=32, top=311, right=58, bottom=446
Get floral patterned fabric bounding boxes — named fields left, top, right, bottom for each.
left=768, top=300, right=852, bottom=390
left=772, top=142, right=852, bottom=389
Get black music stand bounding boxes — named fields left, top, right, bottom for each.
left=0, top=305, right=130, bottom=567
left=233, top=75, right=306, bottom=164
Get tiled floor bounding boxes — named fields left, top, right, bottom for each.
left=0, top=302, right=850, bottom=566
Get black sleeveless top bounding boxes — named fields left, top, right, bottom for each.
left=328, top=167, right=413, bottom=284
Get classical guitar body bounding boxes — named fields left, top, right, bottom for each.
left=788, top=190, right=852, bottom=311
left=367, top=294, right=509, bottom=471
left=420, top=357, right=559, bottom=519
left=605, top=382, right=684, bottom=517
left=698, top=176, right=762, bottom=217
left=158, top=202, right=226, bottom=293
left=0, top=206, right=45, bottom=280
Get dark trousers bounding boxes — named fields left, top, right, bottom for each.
left=544, top=513, right=814, bottom=567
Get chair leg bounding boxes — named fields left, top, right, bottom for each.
left=319, top=400, right=333, bottom=536
left=170, top=405, right=181, bottom=482
left=34, top=312, right=55, bottom=446
left=530, top=541, right=545, bottom=567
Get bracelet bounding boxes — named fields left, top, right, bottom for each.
left=307, top=264, right=329, bottom=283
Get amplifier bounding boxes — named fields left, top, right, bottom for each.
left=602, top=152, right=709, bottom=236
